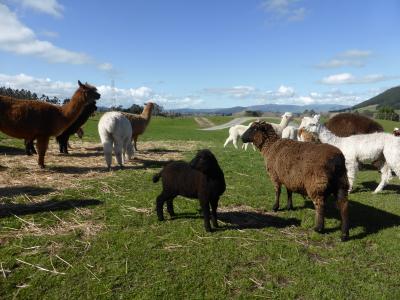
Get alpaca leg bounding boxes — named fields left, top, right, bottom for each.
left=200, top=200, right=212, bottom=232
left=113, top=141, right=123, bottom=167
left=286, top=188, right=293, bottom=210
left=36, top=136, right=49, bottom=168
left=224, top=136, right=232, bottom=148
left=272, top=183, right=282, bottom=211
left=346, top=161, right=358, bottom=192
left=336, top=190, right=349, bottom=241
left=210, top=199, right=219, bottom=228
left=133, top=135, right=138, bottom=151
left=252, top=143, right=256, bottom=151
left=313, top=197, right=325, bottom=233
left=103, top=141, right=113, bottom=171
left=243, top=143, right=249, bottom=151
left=232, top=136, right=239, bottom=149
left=373, top=163, right=392, bottom=193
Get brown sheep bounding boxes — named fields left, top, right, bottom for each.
left=242, top=122, right=350, bottom=241
left=325, top=113, right=383, bottom=137
left=0, top=81, right=100, bottom=168
left=122, top=102, right=154, bottom=151
left=152, top=149, right=226, bottom=232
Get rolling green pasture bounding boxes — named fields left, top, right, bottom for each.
left=1, top=116, right=400, bottom=299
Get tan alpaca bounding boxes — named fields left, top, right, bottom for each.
left=122, top=102, right=154, bottom=151
left=0, top=81, right=100, bottom=168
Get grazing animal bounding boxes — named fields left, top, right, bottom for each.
left=325, top=113, right=383, bottom=137
left=152, top=149, right=226, bottom=232
left=223, top=123, right=255, bottom=150
left=393, top=127, right=400, bottom=136
left=0, top=81, right=100, bottom=168
left=56, top=102, right=97, bottom=154
left=122, top=102, right=154, bottom=151
left=303, top=118, right=400, bottom=193
left=298, top=127, right=320, bottom=143
left=98, top=112, right=134, bottom=171
left=242, top=122, right=349, bottom=241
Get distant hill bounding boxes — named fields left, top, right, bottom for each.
left=353, top=86, right=400, bottom=110
left=171, top=103, right=349, bottom=115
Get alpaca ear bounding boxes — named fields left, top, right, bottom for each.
left=78, top=80, right=83, bottom=87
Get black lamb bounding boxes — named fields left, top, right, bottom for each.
left=56, top=102, right=97, bottom=154
left=152, top=149, right=226, bottom=232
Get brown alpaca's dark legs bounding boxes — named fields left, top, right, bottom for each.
left=36, top=136, right=49, bottom=168
left=313, top=197, right=325, bottom=233
left=337, top=195, right=349, bottom=241
left=210, top=199, right=219, bottom=228
left=272, top=183, right=281, bottom=211
left=286, top=188, right=293, bottom=210
left=133, top=135, right=138, bottom=151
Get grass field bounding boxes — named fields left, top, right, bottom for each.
left=1, top=116, right=400, bottom=299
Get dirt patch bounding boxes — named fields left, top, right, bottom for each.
left=0, top=139, right=203, bottom=197
left=194, top=117, right=215, bottom=128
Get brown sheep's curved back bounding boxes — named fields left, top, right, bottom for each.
left=325, top=113, right=383, bottom=137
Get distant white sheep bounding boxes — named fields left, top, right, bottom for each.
left=223, top=123, right=255, bottom=151
left=302, top=117, right=400, bottom=193
left=98, top=112, right=134, bottom=170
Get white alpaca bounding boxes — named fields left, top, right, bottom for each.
left=282, top=125, right=298, bottom=140
left=297, top=115, right=320, bottom=141
left=302, top=118, right=400, bottom=193
left=268, top=112, right=293, bottom=136
left=224, top=123, right=255, bottom=150
left=98, top=112, right=134, bottom=170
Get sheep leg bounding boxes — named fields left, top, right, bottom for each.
left=210, top=200, right=219, bottom=228
left=166, top=198, right=176, bottom=218
left=232, top=137, right=239, bottom=149
left=313, top=197, right=325, bottom=233
left=252, top=143, right=256, bottom=151
left=373, top=163, right=392, bottom=193
left=156, top=192, right=169, bottom=221
left=272, top=183, right=282, bottom=212
left=200, top=200, right=212, bottom=232
left=36, top=136, right=49, bottom=169
left=286, top=189, right=293, bottom=210
left=102, top=140, right=113, bottom=171
left=336, top=192, right=349, bottom=241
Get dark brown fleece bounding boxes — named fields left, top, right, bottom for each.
left=325, top=113, right=383, bottom=137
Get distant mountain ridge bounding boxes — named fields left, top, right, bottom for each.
left=170, top=103, right=349, bottom=114
left=353, top=86, right=400, bottom=109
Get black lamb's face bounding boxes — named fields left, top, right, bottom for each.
left=190, top=149, right=218, bottom=174
left=242, top=125, right=258, bottom=143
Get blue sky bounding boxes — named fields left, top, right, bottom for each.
left=0, top=0, right=399, bottom=109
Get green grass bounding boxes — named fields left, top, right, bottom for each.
left=1, top=116, right=400, bottom=299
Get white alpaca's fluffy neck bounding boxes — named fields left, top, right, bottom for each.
left=317, top=125, right=341, bottom=146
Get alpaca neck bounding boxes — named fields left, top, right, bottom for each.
left=141, top=105, right=153, bottom=123
left=279, top=116, right=290, bottom=129
left=317, top=125, right=340, bottom=145
left=61, top=90, right=86, bottom=124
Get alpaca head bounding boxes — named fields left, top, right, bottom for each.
left=78, top=80, right=101, bottom=104
left=302, top=116, right=322, bottom=134
left=281, top=112, right=293, bottom=122
left=242, top=121, right=279, bottom=149
left=189, top=149, right=221, bottom=176
left=298, top=114, right=321, bottom=132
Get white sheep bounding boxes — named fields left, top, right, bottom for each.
left=302, top=117, right=400, bottom=193
left=223, top=123, right=255, bottom=150
left=98, top=111, right=134, bottom=170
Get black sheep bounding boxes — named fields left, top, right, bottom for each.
left=152, top=149, right=226, bottom=232
left=56, top=102, right=97, bottom=154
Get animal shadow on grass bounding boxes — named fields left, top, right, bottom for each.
left=62, top=150, right=102, bottom=158
left=0, top=145, right=25, bottom=155
left=144, top=148, right=184, bottom=154
left=0, top=199, right=102, bottom=218
left=352, top=181, right=400, bottom=194
left=302, top=200, right=400, bottom=240
left=48, top=165, right=108, bottom=174
left=0, top=186, right=55, bottom=198
left=218, top=211, right=301, bottom=230
left=132, top=158, right=170, bottom=170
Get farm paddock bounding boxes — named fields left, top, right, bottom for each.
left=1, top=115, right=400, bottom=299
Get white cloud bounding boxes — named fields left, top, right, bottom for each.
left=0, top=72, right=203, bottom=109
left=315, top=49, right=372, bottom=69
left=277, top=85, right=295, bottom=97
left=16, top=0, right=64, bottom=17
left=261, top=0, right=307, bottom=22
left=320, top=73, right=399, bottom=85
left=340, top=49, right=372, bottom=58
left=203, top=86, right=256, bottom=98
left=98, top=63, right=114, bottom=71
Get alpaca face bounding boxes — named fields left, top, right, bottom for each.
left=78, top=80, right=101, bottom=103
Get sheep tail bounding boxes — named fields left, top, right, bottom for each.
left=152, top=171, right=162, bottom=183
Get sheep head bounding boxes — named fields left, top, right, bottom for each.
left=190, top=149, right=222, bottom=177
left=242, top=121, right=279, bottom=150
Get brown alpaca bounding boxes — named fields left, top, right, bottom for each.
left=122, top=102, right=154, bottom=151
left=325, top=113, right=383, bottom=137
left=242, top=122, right=349, bottom=241
left=0, top=81, right=100, bottom=168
